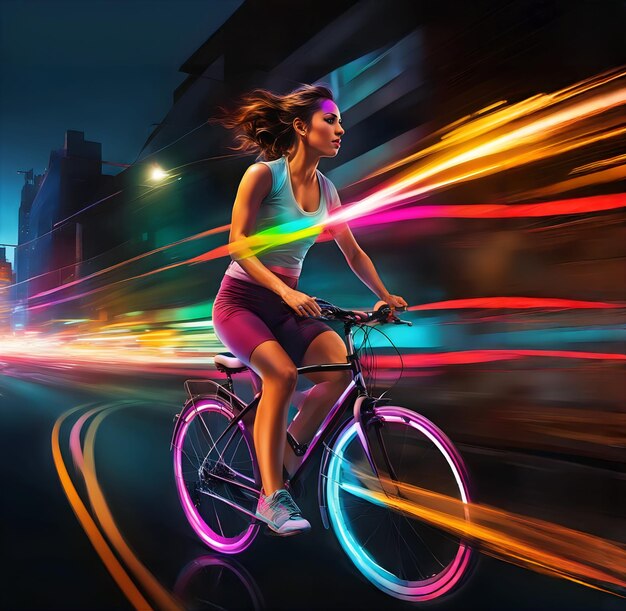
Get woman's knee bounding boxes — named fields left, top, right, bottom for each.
left=250, top=341, right=298, bottom=389
left=263, top=366, right=298, bottom=390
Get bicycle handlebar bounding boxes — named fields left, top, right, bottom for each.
left=314, top=298, right=413, bottom=327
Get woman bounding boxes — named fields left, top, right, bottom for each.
left=213, top=84, right=407, bottom=535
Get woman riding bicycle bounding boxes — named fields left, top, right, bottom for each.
left=212, top=84, right=407, bottom=535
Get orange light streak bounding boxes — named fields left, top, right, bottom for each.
left=81, top=407, right=183, bottom=611
left=51, top=405, right=153, bottom=610
left=514, top=164, right=626, bottom=200
left=362, top=69, right=626, bottom=181
left=349, top=468, right=626, bottom=594
left=572, top=153, right=626, bottom=174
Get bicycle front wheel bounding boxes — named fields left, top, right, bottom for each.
left=326, top=406, right=472, bottom=602
left=173, top=397, right=260, bottom=554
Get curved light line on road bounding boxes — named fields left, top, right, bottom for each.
left=51, top=404, right=153, bottom=610
left=82, top=405, right=183, bottom=611
left=69, top=407, right=101, bottom=476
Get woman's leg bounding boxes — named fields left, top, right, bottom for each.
left=284, top=331, right=351, bottom=476
left=249, top=340, right=298, bottom=496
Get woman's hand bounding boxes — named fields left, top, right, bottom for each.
left=373, top=294, right=409, bottom=321
left=380, top=293, right=408, bottom=311
left=281, top=287, right=323, bottom=317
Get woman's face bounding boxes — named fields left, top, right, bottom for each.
left=301, top=98, right=345, bottom=157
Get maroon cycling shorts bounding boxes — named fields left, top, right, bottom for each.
left=212, top=273, right=334, bottom=368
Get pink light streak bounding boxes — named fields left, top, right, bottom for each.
left=406, top=297, right=625, bottom=311
left=369, top=350, right=626, bottom=369
left=315, top=193, right=626, bottom=242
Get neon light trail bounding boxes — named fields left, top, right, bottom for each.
left=2, top=190, right=621, bottom=311
left=53, top=402, right=183, bottom=611
left=345, top=468, right=626, bottom=596
left=51, top=405, right=155, bottom=610
left=406, top=296, right=625, bottom=310
left=315, top=193, right=626, bottom=239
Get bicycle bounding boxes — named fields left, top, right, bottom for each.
left=172, top=300, right=472, bottom=602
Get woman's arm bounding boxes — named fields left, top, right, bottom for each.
left=228, top=164, right=286, bottom=293
left=228, top=164, right=322, bottom=317
left=330, top=222, right=408, bottom=308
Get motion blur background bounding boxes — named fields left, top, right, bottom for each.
left=0, top=1, right=624, bottom=609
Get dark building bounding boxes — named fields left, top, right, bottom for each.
left=20, top=130, right=114, bottom=325
left=15, top=169, right=43, bottom=299
left=0, top=247, right=15, bottom=331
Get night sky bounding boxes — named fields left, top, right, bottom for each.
left=0, top=0, right=244, bottom=265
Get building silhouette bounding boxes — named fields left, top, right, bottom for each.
left=17, top=130, right=113, bottom=326
left=0, top=247, right=15, bottom=331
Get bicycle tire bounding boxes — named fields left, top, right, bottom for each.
left=173, top=397, right=260, bottom=554
left=325, top=406, right=472, bottom=601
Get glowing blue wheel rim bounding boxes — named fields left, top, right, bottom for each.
left=326, top=407, right=471, bottom=601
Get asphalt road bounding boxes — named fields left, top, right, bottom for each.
left=1, top=363, right=623, bottom=610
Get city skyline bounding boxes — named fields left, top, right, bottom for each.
left=0, top=0, right=244, bottom=266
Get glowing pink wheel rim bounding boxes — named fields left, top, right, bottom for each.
left=173, top=399, right=259, bottom=554
left=326, top=406, right=472, bottom=601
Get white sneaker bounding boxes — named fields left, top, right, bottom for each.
left=255, top=489, right=311, bottom=535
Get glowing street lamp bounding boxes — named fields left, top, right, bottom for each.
left=150, top=165, right=169, bottom=182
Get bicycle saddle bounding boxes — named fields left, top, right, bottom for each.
left=214, top=354, right=248, bottom=373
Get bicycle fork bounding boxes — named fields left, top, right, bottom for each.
left=318, top=395, right=401, bottom=529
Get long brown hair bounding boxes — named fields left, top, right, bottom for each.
left=216, top=84, right=334, bottom=160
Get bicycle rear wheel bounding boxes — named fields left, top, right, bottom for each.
left=325, top=406, right=472, bottom=602
left=173, top=397, right=260, bottom=554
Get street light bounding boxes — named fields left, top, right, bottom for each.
left=150, top=165, right=169, bottom=182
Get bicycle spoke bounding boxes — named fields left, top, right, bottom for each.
left=178, top=444, right=203, bottom=474
left=211, top=495, right=225, bottom=537
left=400, top=514, right=447, bottom=570
left=360, top=518, right=384, bottom=549
left=390, top=515, right=427, bottom=579
left=192, top=403, right=220, bottom=449
left=188, top=425, right=204, bottom=466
